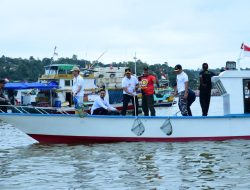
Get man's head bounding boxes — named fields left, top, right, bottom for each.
left=71, top=66, right=80, bottom=77
left=99, top=89, right=106, bottom=99
left=174, top=64, right=182, bottom=74
left=143, top=66, right=149, bottom=76
left=202, top=63, right=208, bottom=70
left=125, top=68, right=131, bottom=78
left=0, top=78, right=8, bottom=88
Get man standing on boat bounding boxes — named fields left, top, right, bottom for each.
left=71, top=66, right=84, bottom=108
left=174, top=64, right=189, bottom=116
left=0, top=79, right=11, bottom=113
left=199, top=63, right=215, bottom=116
left=121, top=68, right=139, bottom=116
left=173, top=82, right=195, bottom=116
left=139, top=67, right=158, bottom=116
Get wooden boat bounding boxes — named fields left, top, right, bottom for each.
left=1, top=70, right=250, bottom=144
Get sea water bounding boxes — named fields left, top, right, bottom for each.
left=1, top=97, right=250, bottom=190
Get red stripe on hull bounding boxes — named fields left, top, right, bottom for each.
left=28, top=134, right=250, bottom=144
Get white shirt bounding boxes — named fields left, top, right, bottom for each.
left=91, top=96, right=116, bottom=114
left=72, top=75, right=84, bottom=96
left=122, top=75, right=139, bottom=95
left=176, top=71, right=188, bottom=93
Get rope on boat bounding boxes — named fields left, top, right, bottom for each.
left=131, top=118, right=145, bottom=136
left=160, top=118, right=173, bottom=136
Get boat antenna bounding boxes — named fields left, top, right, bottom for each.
left=50, top=46, right=58, bottom=65
left=90, top=50, right=108, bottom=68
left=133, top=52, right=137, bottom=76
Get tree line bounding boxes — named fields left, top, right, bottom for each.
left=0, top=55, right=222, bottom=90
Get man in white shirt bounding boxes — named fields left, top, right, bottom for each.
left=71, top=66, right=84, bottom=108
left=174, top=64, right=189, bottom=116
left=121, top=68, right=139, bottom=116
left=91, top=89, right=119, bottom=115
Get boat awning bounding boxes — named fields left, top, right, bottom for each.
left=4, top=82, right=59, bottom=90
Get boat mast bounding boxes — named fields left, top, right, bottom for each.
left=90, top=50, right=107, bottom=69
left=133, top=52, right=137, bottom=76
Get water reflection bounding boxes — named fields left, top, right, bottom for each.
left=1, top=97, right=250, bottom=189
left=1, top=141, right=250, bottom=189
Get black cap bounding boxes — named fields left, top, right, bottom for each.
left=174, top=64, right=182, bottom=71
left=125, top=68, right=131, bottom=73
left=144, top=66, right=149, bottom=70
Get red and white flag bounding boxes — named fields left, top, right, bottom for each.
left=241, top=43, right=250, bottom=57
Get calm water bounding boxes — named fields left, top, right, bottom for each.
left=1, top=97, right=250, bottom=190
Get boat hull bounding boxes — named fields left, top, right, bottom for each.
left=28, top=134, right=250, bottom=144
left=1, top=113, right=250, bottom=143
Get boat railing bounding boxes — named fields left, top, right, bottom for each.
left=0, top=105, right=70, bottom=115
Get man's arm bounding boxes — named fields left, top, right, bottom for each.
left=122, top=78, right=134, bottom=95
left=107, top=102, right=117, bottom=111
left=74, top=85, right=82, bottom=96
left=199, top=72, right=206, bottom=87
left=96, top=98, right=108, bottom=110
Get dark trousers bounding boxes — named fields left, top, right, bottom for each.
left=187, top=89, right=196, bottom=116
left=187, top=104, right=192, bottom=116
left=142, top=94, right=155, bottom=116
left=199, top=89, right=211, bottom=116
left=121, top=94, right=139, bottom=116
left=178, top=91, right=188, bottom=116
left=93, top=107, right=119, bottom=115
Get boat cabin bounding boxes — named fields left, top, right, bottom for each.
left=40, top=64, right=99, bottom=107
left=212, top=70, right=250, bottom=115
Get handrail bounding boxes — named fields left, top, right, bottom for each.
left=0, top=105, right=71, bottom=115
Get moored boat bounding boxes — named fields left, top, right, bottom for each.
left=1, top=69, right=250, bottom=144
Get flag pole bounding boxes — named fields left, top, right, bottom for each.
left=237, top=43, right=244, bottom=70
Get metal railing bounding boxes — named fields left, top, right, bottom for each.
left=0, top=105, right=71, bottom=115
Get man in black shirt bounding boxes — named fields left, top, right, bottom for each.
left=199, top=63, right=215, bottom=116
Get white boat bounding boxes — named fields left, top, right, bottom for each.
left=1, top=69, right=250, bottom=144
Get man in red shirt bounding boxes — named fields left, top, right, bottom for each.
left=139, top=67, right=158, bottom=116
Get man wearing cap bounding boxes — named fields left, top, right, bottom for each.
left=0, top=79, right=10, bottom=113
left=139, top=66, right=158, bottom=116
left=174, top=64, right=189, bottom=116
left=121, top=68, right=139, bottom=116
left=199, top=63, right=215, bottom=116
left=71, top=66, right=84, bottom=108
left=173, top=82, right=196, bottom=116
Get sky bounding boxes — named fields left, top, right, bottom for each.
left=1, top=0, right=250, bottom=69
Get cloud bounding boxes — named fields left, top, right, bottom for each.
left=0, top=0, right=250, bottom=69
